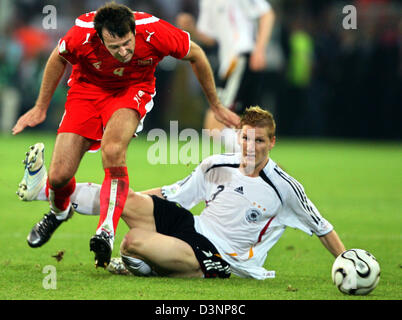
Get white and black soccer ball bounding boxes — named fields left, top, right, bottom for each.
left=331, top=249, right=380, bottom=295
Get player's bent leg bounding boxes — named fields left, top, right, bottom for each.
left=121, top=191, right=156, bottom=230
left=145, top=195, right=231, bottom=278
left=27, top=133, right=92, bottom=248
left=120, top=228, right=203, bottom=278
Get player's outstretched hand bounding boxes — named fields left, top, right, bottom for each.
left=12, top=106, right=47, bottom=135
left=212, top=104, right=240, bottom=129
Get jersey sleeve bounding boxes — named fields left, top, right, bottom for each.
left=288, top=195, right=333, bottom=236
left=278, top=175, right=333, bottom=236
left=239, top=0, right=272, bottom=19
left=196, top=0, right=217, bottom=39
left=161, top=162, right=206, bottom=210
left=150, top=19, right=191, bottom=59
left=57, top=26, right=82, bottom=65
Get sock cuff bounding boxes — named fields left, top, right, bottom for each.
left=105, top=166, right=128, bottom=178
left=120, top=254, right=152, bottom=276
left=47, top=177, right=76, bottom=212
left=47, top=177, right=76, bottom=195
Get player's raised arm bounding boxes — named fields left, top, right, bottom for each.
left=182, top=41, right=240, bottom=129
left=12, top=47, right=67, bottom=135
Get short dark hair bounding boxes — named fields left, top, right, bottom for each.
left=94, top=2, right=136, bottom=42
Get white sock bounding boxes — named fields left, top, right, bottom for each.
left=46, top=187, right=70, bottom=220
left=37, top=183, right=101, bottom=216
left=70, top=183, right=101, bottom=216
left=121, top=254, right=154, bottom=277
left=52, top=204, right=71, bottom=221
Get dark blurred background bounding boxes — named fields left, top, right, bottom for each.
left=0, top=0, right=401, bottom=139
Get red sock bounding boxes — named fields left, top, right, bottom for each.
left=97, top=167, right=129, bottom=235
left=46, top=177, right=76, bottom=212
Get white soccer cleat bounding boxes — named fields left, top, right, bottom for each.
left=17, top=143, right=47, bottom=201
left=106, top=257, right=132, bottom=275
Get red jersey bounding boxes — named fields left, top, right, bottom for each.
left=58, top=11, right=190, bottom=92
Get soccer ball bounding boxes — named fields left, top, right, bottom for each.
left=331, top=249, right=380, bottom=295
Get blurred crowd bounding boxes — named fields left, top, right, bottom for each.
left=0, top=0, right=401, bottom=139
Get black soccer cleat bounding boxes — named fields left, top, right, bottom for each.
left=90, top=231, right=113, bottom=268
left=27, top=208, right=74, bottom=248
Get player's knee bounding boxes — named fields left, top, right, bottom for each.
left=48, top=168, right=73, bottom=188
left=120, top=229, right=144, bottom=255
left=121, top=189, right=136, bottom=220
left=120, top=235, right=130, bottom=256
left=101, top=141, right=126, bottom=165
left=126, top=188, right=139, bottom=209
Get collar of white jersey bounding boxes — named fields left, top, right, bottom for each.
left=261, top=158, right=277, bottom=175
left=233, top=153, right=277, bottom=176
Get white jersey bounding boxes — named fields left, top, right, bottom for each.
left=161, top=154, right=333, bottom=280
left=197, top=0, right=271, bottom=78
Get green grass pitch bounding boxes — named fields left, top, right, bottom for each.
left=0, top=132, right=401, bottom=300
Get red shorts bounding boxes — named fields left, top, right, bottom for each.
left=58, top=81, right=155, bottom=151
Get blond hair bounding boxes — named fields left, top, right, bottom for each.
left=240, top=106, right=276, bottom=139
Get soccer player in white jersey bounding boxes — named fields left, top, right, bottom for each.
left=176, top=0, right=276, bottom=151
left=18, top=106, right=345, bottom=279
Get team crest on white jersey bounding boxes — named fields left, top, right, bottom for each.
left=245, top=208, right=262, bottom=223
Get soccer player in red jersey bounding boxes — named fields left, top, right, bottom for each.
left=12, top=2, right=240, bottom=268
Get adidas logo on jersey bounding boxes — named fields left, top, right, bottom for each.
left=234, top=186, right=244, bottom=194
left=202, top=250, right=213, bottom=258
